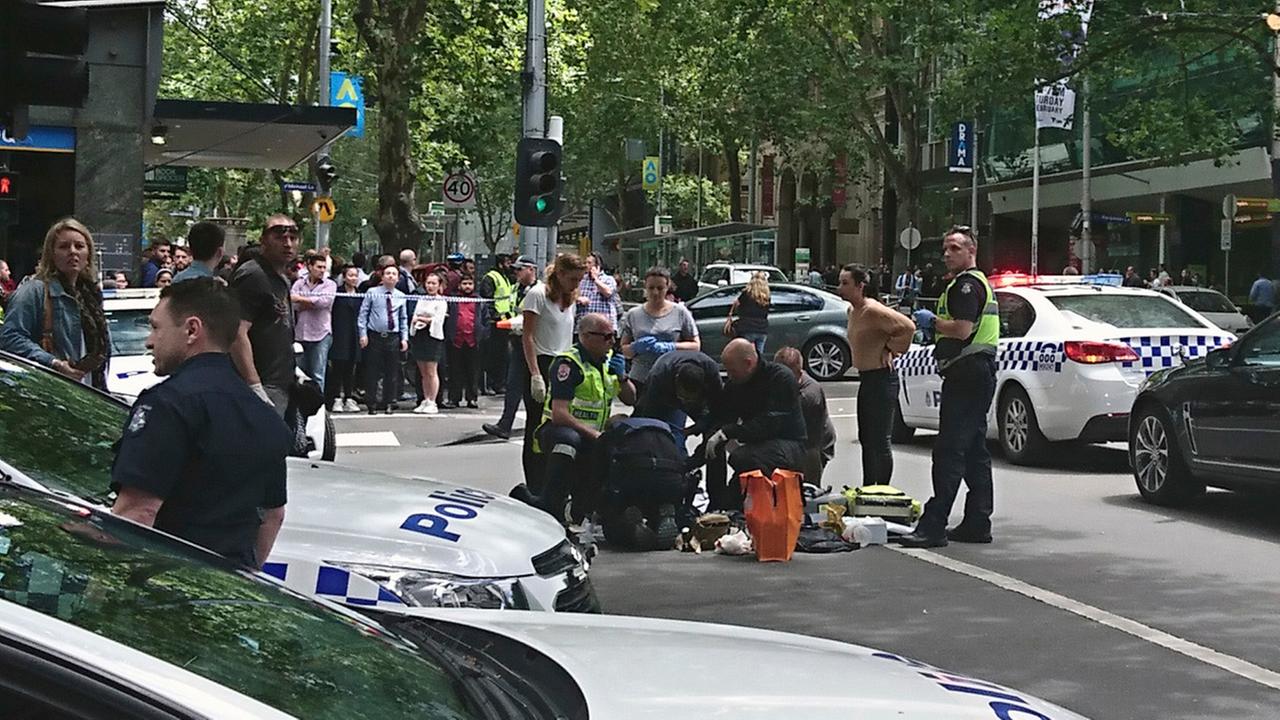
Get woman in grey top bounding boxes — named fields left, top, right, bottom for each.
left=620, top=267, right=699, bottom=391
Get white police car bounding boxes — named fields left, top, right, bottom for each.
left=103, top=288, right=335, bottom=461
left=0, top=483, right=1089, bottom=720
left=0, top=348, right=596, bottom=614
left=895, top=274, right=1235, bottom=465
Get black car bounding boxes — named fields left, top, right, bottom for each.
left=1129, top=315, right=1280, bottom=505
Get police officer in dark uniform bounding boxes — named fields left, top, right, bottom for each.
left=897, top=226, right=1000, bottom=548
left=632, top=349, right=723, bottom=448
left=111, top=278, right=292, bottom=568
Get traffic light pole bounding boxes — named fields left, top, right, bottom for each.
left=522, top=0, right=548, bottom=267
left=314, top=0, right=333, bottom=251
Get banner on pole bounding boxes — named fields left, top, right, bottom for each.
left=1035, top=82, right=1076, bottom=130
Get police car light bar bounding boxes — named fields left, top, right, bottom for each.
left=990, top=272, right=1122, bottom=289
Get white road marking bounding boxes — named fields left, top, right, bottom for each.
left=830, top=413, right=857, bottom=419
left=892, top=546, right=1280, bottom=692
left=334, top=431, right=400, bottom=447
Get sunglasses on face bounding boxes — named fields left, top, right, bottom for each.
left=584, top=330, right=616, bottom=340
left=267, top=225, right=299, bottom=238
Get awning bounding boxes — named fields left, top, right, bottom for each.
left=145, top=99, right=356, bottom=171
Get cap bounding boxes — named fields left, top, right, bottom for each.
left=512, top=255, right=537, bottom=269
left=446, top=252, right=465, bottom=262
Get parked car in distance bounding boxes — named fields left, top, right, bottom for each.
left=685, top=283, right=852, bottom=380
left=1129, top=314, right=1280, bottom=505
left=697, top=263, right=788, bottom=294
left=1154, top=285, right=1252, bottom=335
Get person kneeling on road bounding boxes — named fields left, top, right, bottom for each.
left=632, top=349, right=723, bottom=448
left=510, top=313, right=636, bottom=525
left=697, top=338, right=808, bottom=512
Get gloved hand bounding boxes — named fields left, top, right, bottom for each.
left=607, top=354, right=627, bottom=379
left=913, top=308, right=936, bottom=330
left=704, top=429, right=728, bottom=460
left=248, top=382, right=273, bottom=407
left=631, top=336, right=657, bottom=354
left=530, top=374, right=547, bottom=404
left=652, top=341, right=676, bottom=355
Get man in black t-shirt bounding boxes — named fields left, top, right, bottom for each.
left=111, top=279, right=291, bottom=568
left=229, top=215, right=298, bottom=417
left=672, top=260, right=700, bottom=303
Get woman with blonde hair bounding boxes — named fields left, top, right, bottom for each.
left=519, top=253, right=586, bottom=487
left=0, top=217, right=111, bottom=388
left=725, top=271, right=770, bottom=357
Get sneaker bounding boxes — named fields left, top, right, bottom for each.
left=412, top=400, right=429, bottom=414
left=482, top=423, right=511, bottom=440
left=654, top=504, right=680, bottom=550
left=343, top=398, right=359, bottom=413
left=466, top=401, right=479, bottom=409
left=424, top=400, right=439, bottom=415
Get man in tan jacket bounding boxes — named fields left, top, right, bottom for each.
left=839, top=264, right=916, bottom=486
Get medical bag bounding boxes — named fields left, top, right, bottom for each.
left=841, top=484, right=922, bottom=522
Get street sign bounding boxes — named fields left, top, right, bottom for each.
left=794, top=247, right=811, bottom=280
left=899, top=226, right=922, bottom=251
left=653, top=214, right=672, bottom=235
left=1223, top=194, right=1236, bottom=219
left=442, top=170, right=477, bottom=208
left=1126, top=211, right=1172, bottom=225
left=1226, top=196, right=1279, bottom=216
left=642, top=156, right=661, bottom=191
left=428, top=201, right=446, bottom=217
left=948, top=121, right=974, bottom=173
left=312, top=196, right=336, bottom=223
left=1220, top=217, right=1232, bottom=251
left=1092, top=212, right=1131, bottom=225
left=143, top=166, right=187, bottom=195
left=330, top=72, right=365, bottom=138
left=281, top=180, right=317, bottom=193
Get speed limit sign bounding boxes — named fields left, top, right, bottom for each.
left=442, top=170, right=477, bottom=208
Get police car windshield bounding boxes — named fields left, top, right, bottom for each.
left=0, top=356, right=126, bottom=502
left=1175, top=290, right=1236, bottom=315
left=0, top=488, right=479, bottom=719
left=1048, top=294, right=1204, bottom=329
left=105, top=308, right=150, bottom=356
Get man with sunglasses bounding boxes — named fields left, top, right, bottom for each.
left=897, top=225, right=999, bottom=548
left=229, top=214, right=300, bottom=417
left=510, top=313, right=636, bottom=526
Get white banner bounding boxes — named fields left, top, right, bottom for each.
left=1035, top=82, right=1076, bottom=130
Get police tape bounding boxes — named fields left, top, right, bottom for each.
left=329, top=292, right=496, bottom=303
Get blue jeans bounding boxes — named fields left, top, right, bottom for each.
left=741, top=332, right=767, bottom=357
left=299, top=334, right=333, bottom=392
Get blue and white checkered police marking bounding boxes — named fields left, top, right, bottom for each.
left=1118, top=335, right=1234, bottom=373
left=895, top=348, right=937, bottom=378
left=262, top=561, right=406, bottom=608
left=998, top=341, right=1063, bottom=373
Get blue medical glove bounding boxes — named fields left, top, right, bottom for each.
left=608, top=354, right=628, bottom=379
left=631, top=336, right=657, bottom=354
left=913, top=309, right=936, bottom=330
left=652, top=341, right=676, bottom=354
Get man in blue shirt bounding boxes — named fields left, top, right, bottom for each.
left=141, top=239, right=172, bottom=287
left=173, top=222, right=225, bottom=284
left=1249, top=271, right=1276, bottom=323
left=110, top=278, right=291, bottom=568
left=359, top=265, right=409, bottom=414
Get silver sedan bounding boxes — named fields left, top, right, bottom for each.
left=685, top=283, right=852, bottom=380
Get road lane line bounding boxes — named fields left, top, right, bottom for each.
left=891, top=546, right=1280, bottom=692
left=334, top=431, right=400, bottom=447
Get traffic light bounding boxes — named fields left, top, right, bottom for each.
left=514, top=137, right=563, bottom=226
left=0, top=0, right=90, bottom=139
left=0, top=171, right=16, bottom=201
left=315, top=155, right=338, bottom=192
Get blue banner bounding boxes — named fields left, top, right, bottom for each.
left=0, top=125, right=75, bottom=153
left=330, top=72, right=365, bottom=139
left=948, top=121, right=973, bottom=173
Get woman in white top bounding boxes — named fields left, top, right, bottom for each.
left=519, top=254, right=586, bottom=486
left=620, top=266, right=700, bottom=393
left=409, top=273, right=448, bottom=414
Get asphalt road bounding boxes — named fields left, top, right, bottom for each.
left=331, top=381, right=1280, bottom=720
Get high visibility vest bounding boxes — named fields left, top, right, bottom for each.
left=486, top=269, right=516, bottom=319
left=533, top=346, right=620, bottom=454
left=934, top=268, right=999, bottom=372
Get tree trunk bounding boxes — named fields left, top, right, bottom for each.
left=723, top=137, right=742, bottom=222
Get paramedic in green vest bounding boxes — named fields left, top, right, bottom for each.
left=898, top=225, right=999, bottom=548
left=479, top=254, right=517, bottom=395
left=510, top=312, right=636, bottom=523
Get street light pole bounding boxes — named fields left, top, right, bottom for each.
left=1271, top=7, right=1280, bottom=279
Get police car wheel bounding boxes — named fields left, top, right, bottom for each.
left=1130, top=404, right=1202, bottom=506
left=321, top=413, right=336, bottom=462
left=803, top=336, right=850, bottom=381
left=998, top=385, right=1048, bottom=465
left=891, top=401, right=915, bottom=443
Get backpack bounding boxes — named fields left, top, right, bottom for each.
left=599, top=418, right=688, bottom=516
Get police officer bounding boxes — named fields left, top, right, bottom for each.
left=897, top=225, right=999, bottom=548
left=110, top=278, right=292, bottom=568
left=510, top=312, right=636, bottom=524
left=479, top=254, right=516, bottom=394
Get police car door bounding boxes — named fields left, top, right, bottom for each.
left=895, top=336, right=943, bottom=431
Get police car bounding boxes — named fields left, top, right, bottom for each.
left=894, top=274, right=1235, bottom=465
left=103, top=288, right=335, bottom=461
left=0, top=348, right=596, bottom=614
left=0, top=484, right=1089, bottom=720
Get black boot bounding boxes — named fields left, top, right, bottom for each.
left=536, top=453, right=575, bottom=523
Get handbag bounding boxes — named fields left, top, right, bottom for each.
left=721, top=315, right=737, bottom=338
left=40, top=282, right=56, bottom=355
left=740, top=469, right=804, bottom=562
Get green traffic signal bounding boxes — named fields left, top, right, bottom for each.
left=535, top=197, right=548, bottom=213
